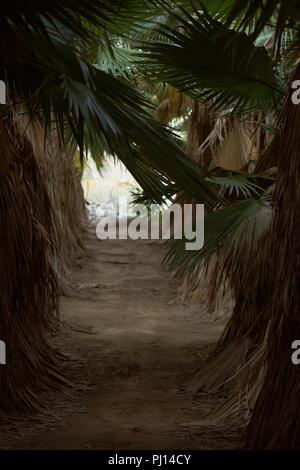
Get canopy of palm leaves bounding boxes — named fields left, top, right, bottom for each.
left=0, top=0, right=299, bottom=449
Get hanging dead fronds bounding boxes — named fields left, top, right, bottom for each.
left=197, top=116, right=261, bottom=172
left=186, top=338, right=267, bottom=430
left=245, top=64, right=300, bottom=450
left=188, top=336, right=253, bottom=395
left=175, top=253, right=235, bottom=321
left=186, top=68, right=299, bottom=449
left=175, top=111, right=271, bottom=319
left=155, top=85, right=191, bottom=124
left=0, top=101, right=87, bottom=415
left=12, top=108, right=87, bottom=294
left=186, top=101, right=215, bottom=165
left=0, top=118, right=67, bottom=414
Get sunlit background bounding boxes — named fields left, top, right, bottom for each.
left=81, top=156, right=141, bottom=219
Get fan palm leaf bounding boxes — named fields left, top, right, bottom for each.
left=1, top=2, right=217, bottom=205
left=138, top=3, right=285, bottom=113
left=164, top=192, right=272, bottom=282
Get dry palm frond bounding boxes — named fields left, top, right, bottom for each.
left=174, top=253, right=234, bottom=321
left=186, top=338, right=266, bottom=430
left=245, top=64, right=300, bottom=450
left=0, top=102, right=86, bottom=415
left=174, top=113, right=270, bottom=321
left=188, top=67, right=300, bottom=449
left=175, top=187, right=273, bottom=323
left=0, top=119, right=68, bottom=414
left=186, top=101, right=215, bottom=165
left=254, top=133, right=279, bottom=174
left=214, top=121, right=257, bottom=172
left=184, top=198, right=273, bottom=393
left=11, top=108, right=87, bottom=294
left=155, top=85, right=192, bottom=124
left=155, top=98, right=174, bottom=124
left=196, top=116, right=261, bottom=172
left=187, top=336, right=253, bottom=395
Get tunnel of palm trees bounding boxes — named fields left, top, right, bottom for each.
left=0, top=0, right=299, bottom=452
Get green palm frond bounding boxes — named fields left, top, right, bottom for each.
left=8, top=42, right=216, bottom=205
left=205, top=172, right=263, bottom=198
left=1, top=1, right=220, bottom=205
left=164, top=194, right=272, bottom=281
left=95, top=43, right=143, bottom=82
left=226, top=0, right=300, bottom=56
left=138, top=4, right=285, bottom=113
left=0, top=0, right=158, bottom=43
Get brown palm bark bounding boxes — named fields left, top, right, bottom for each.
left=186, top=68, right=299, bottom=445
left=0, top=111, right=86, bottom=414
left=245, top=64, right=300, bottom=449
left=0, top=119, right=62, bottom=413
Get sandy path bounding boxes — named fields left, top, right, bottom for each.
left=1, top=227, right=239, bottom=449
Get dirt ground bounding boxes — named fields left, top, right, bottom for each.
left=0, top=226, right=241, bottom=450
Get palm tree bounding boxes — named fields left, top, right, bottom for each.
left=0, top=0, right=216, bottom=414
left=245, top=62, right=300, bottom=449
left=138, top=0, right=299, bottom=448
left=1, top=0, right=298, bottom=449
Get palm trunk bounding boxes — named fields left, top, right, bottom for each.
left=0, top=119, right=63, bottom=413
left=245, top=64, right=300, bottom=449
left=186, top=68, right=300, bottom=443
left=0, top=110, right=86, bottom=414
